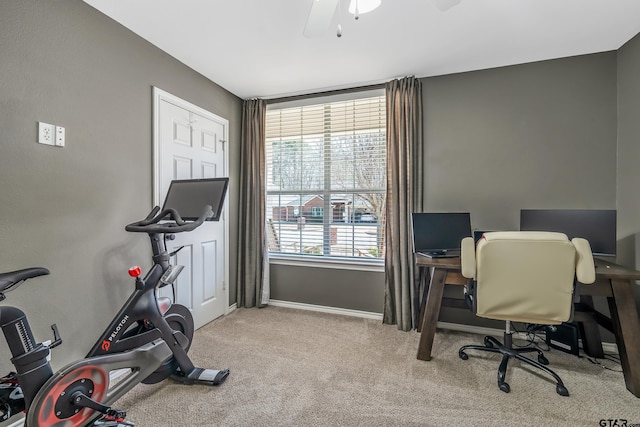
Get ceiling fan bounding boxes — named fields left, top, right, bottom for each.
left=303, top=0, right=461, bottom=38
left=433, top=0, right=462, bottom=11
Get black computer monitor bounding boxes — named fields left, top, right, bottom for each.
left=411, top=212, right=472, bottom=254
left=162, top=178, right=229, bottom=221
left=519, top=209, right=616, bottom=257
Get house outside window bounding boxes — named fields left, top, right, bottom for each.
left=265, top=90, right=386, bottom=262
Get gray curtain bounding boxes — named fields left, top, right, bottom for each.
left=237, top=98, right=270, bottom=308
left=383, top=77, right=424, bottom=331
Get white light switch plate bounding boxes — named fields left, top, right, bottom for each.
left=55, top=126, right=65, bottom=147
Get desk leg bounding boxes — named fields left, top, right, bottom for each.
left=417, top=267, right=432, bottom=333
left=608, top=279, right=640, bottom=397
left=575, top=295, right=605, bottom=359
left=416, top=268, right=446, bottom=361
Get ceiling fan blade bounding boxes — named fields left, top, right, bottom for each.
left=304, top=0, right=340, bottom=38
left=433, top=0, right=461, bottom=11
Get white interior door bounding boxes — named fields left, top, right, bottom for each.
left=154, top=88, right=229, bottom=330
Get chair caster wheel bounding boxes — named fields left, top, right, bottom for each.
left=499, top=382, right=510, bottom=393
left=538, top=354, right=549, bottom=365
left=483, top=337, right=494, bottom=348
left=556, top=385, right=569, bottom=396
left=459, top=350, right=468, bottom=360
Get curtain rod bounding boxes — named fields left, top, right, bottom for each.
left=265, top=83, right=385, bottom=104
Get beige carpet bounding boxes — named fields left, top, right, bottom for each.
left=115, top=306, right=639, bottom=426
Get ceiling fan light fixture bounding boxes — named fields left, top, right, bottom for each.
left=348, top=0, right=381, bottom=15
left=433, top=0, right=461, bottom=11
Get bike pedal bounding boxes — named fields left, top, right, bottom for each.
left=197, top=368, right=230, bottom=386
left=93, top=416, right=135, bottom=427
left=87, top=404, right=132, bottom=426
left=0, top=372, right=25, bottom=421
left=93, top=422, right=135, bottom=427
left=172, top=368, right=230, bottom=386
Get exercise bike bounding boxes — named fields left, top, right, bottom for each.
left=0, top=198, right=229, bottom=426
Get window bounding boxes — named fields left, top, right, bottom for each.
left=265, top=91, right=386, bottom=261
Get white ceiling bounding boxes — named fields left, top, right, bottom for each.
left=82, top=0, right=640, bottom=100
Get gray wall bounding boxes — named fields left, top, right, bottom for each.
left=617, top=32, right=640, bottom=306
left=271, top=52, right=619, bottom=323
left=271, top=264, right=384, bottom=313
left=422, top=53, right=617, bottom=227
left=0, top=0, right=242, bottom=376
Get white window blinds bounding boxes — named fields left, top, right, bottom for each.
left=265, top=93, right=386, bottom=260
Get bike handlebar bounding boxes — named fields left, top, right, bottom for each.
left=125, top=205, right=213, bottom=234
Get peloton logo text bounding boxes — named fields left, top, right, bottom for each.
left=101, top=315, right=129, bottom=352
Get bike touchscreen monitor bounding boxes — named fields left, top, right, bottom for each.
left=162, top=178, right=229, bottom=221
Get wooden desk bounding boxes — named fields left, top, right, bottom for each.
left=414, top=254, right=640, bottom=398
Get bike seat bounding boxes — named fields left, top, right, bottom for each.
left=0, top=268, right=49, bottom=293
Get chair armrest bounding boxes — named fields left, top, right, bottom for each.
left=572, top=237, right=596, bottom=284
left=461, top=237, right=476, bottom=279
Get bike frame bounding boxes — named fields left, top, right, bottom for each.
left=86, top=233, right=194, bottom=374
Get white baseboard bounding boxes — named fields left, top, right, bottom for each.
left=8, top=417, right=24, bottom=427
left=268, top=299, right=384, bottom=321
left=437, top=321, right=618, bottom=355
left=227, top=302, right=237, bottom=313
left=266, top=301, right=619, bottom=355
left=437, top=321, right=505, bottom=337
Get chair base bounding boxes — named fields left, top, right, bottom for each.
left=459, top=333, right=569, bottom=396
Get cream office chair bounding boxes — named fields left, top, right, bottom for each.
left=458, top=231, right=595, bottom=396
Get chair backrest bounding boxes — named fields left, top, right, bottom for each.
left=460, top=231, right=595, bottom=324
